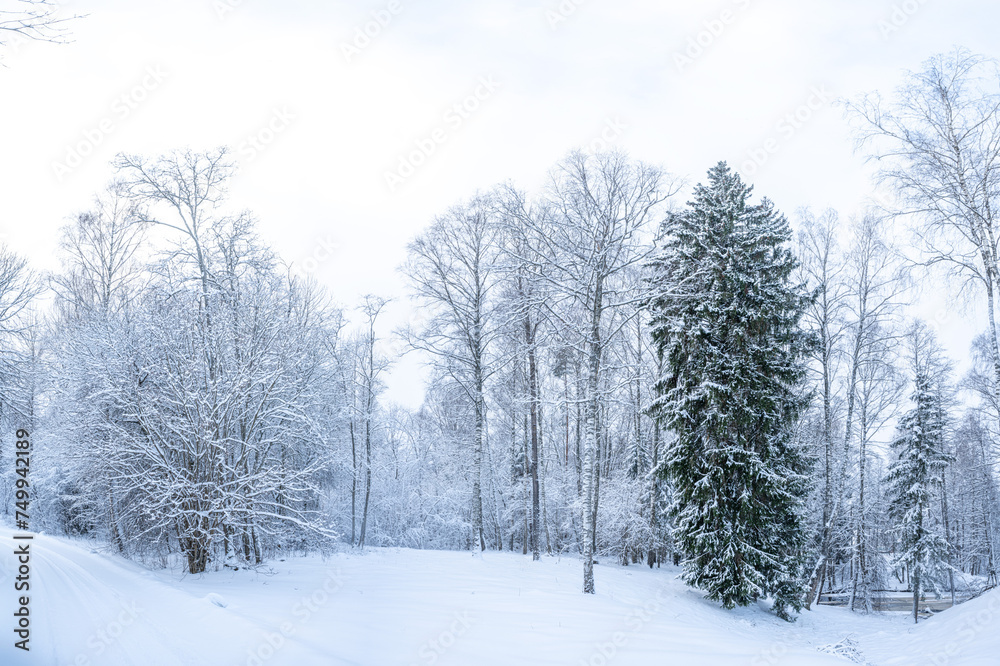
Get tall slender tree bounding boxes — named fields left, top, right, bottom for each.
left=356, top=295, right=390, bottom=548
left=403, top=195, right=501, bottom=551
left=532, top=151, right=672, bottom=593
left=850, top=49, right=1000, bottom=441
left=496, top=186, right=550, bottom=561
left=795, top=208, right=847, bottom=609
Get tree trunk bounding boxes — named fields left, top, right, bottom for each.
left=941, top=475, right=956, bottom=606
left=522, top=467, right=529, bottom=555
left=592, top=421, right=601, bottom=557
left=242, top=525, right=252, bottom=563
left=582, top=388, right=597, bottom=593
left=349, top=416, right=357, bottom=546
left=539, top=414, right=552, bottom=555
left=522, top=408, right=529, bottom=556
left=808, top=320, right=836, bottom=610
left=527, top=317, right=541, bottom=562
left=358, top=415, right=372, bottom=548
left=183, top=536, right=209, bottom=574
left=108, top=485, right=125, bottom=554
left=851, top=414, right=869, bottom=612
left=473, top=367, right=486, bottom=551
left=582, top=286, right=602, bottom=594
left=251, top=525, right=261, bottom=565
left=564, top=374, right=570, bottom=465
left=649, top=406, right=660, bottom=568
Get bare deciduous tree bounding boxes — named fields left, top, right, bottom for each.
left=52, top=181, right=147, bottom=318
left=356, top=294, right=390, bottom=548
left=403, top=195, right=502, bottom=552
left=0, top=0, right=81, bottom=50
left=532, top=150, right=676, bottom=593
left=796, top=208, right=847, bottom=609
left=849, top=48, right=1000, bottom=441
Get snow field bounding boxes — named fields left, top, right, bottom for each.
left=1, top=527, right=997, bottom=666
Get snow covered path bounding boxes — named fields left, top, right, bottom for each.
left=0, top=528, right=336, bottom=665
left=0, top=527, right=997, bottom=665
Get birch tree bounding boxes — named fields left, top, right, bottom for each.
left=496, top=186, right=553, bottom=561
left=849, top=49, right=1000, bottom=442
left=403, top=195, right=501, bottom=551
left=538, top=150, right=673, bottom=593
left=355, top=295, right=390, bottom=548
left=47, top=183, right=145, bottom=552
left=796, top=208, right=847, bottom=609
left=839, top=214, right=907, bottom=608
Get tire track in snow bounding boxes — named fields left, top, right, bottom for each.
left=0, top=529, right=353, bottom=666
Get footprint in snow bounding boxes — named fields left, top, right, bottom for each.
left=205, top=593, right=228, bottom=608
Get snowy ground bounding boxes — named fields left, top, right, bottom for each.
left=0, top=528, right=997, bottom=666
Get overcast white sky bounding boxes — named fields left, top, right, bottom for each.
left=0, top=0, right=995, bottom=409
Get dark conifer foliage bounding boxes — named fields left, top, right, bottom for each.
left=647, top=162, right=813, bottom=619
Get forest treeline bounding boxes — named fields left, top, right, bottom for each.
left=0, top=48, right=998, bottom=622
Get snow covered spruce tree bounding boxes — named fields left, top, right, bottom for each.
left=885, top=323, right=954, bottom=624
left=647, top=162, right=812, bottom=620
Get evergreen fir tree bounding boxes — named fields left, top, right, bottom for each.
left=647, top=162, right=813, bottom=620
left=885, top=357, right=954, bottom=623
